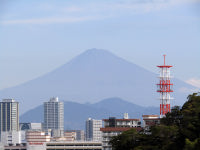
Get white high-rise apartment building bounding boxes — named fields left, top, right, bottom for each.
left=43, top=97, right=64, bottom=137
left=0, top=99, right=20, bottom=145
left=0, top=99, right=19, bottom=133
left=86, top=118, right=102, bottom=141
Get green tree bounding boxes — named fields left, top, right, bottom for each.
left=160, top=106, right=182, bottom=126
left=181, top=93, right=200, bottom=141
left=109, top=129, right=141, bottom=150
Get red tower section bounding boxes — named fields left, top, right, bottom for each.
left=157, top=55, right=173, bottom=117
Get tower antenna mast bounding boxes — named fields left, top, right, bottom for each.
left=157, top=55, right=173, bottom=117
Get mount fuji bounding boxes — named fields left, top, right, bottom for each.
left=0, top=49, right=195, bottom=114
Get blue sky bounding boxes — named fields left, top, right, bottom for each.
left=0, top=0, right=200, bottom=90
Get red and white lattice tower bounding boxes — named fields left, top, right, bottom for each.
left=157, top=55, right=173, bottom=117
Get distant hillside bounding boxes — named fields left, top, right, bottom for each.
left=0, top=48, right=195, bottom=113
left=92, top=97, right=158, bottom=118
left=20, top=97, right=159, bottom=130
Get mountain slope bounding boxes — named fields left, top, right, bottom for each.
left=20, top=98, right=159, bottom=130
left=0, top=48, right=195, bottom=113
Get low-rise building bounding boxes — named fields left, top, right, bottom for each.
left=74, top=130, right=84, bottom=141
left=1, top=131, right=21, bottom=146
left=2, top=141, right=102, bottom=150
left=26, top=130, right=51, bottom=150
left=142, top=115, right=160, bottom=131
left=20, top=123, right=42, bottom=131
left=20, top=123, right=42, bottom=143
left=100, top=113, right=142, bottom=150
left=65, top=130, right=85, bottom=141
left=46, top=141, right=102, bottom=150
left=64, top=131, right=76, bottom=141
left=4, top=143, right=26, bottom=150
left=26, top=130, right=51, bottom=143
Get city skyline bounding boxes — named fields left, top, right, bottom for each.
left=0, top=0, right=200, bottom=90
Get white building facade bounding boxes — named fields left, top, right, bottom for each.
left=86, top=118, right=102, bottom=141
left=1, top=131, right=21, bottom=145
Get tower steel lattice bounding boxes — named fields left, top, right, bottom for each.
left=157, top=55, right=173, bottom=117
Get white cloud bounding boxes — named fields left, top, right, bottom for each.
left=186, top=78, right=200, bottom=88
left=178, top=87, right=199, bottom=93
left=171, top=0, right=200, bottom=4
left=62, top=6, right=83, bottom=13
left=0, top=15, right=109, bottom=25
left=1, top=0, right=199, bottom=25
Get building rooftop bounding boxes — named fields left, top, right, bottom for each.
left=2, top=99, right=16, bottom=102
left=100, top=127, right=142, bottom=132
left=49, top=97, right=59, bottom=102
left=103, top=119, right=140, bottom=121
left=143, top=118, right=160, bottom=120
left=142, top=115, right=159, bottom=117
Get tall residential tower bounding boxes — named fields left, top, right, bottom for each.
left=0, top=99, right=19, bottom=133
left=0, top=99, right=21, bottom=145
left=43, top=97, right=64, bottom=137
